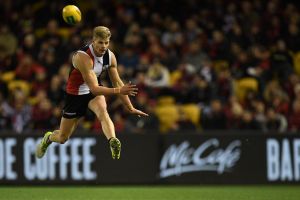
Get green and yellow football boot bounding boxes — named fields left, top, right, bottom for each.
left=35, top=131, right=52, bottom=159
left=109, top=137, right=121, bottom=159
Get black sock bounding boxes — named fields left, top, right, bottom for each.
left=108, top=137, right=115, bottom=143
left=46, top=134, right=52, bottom=144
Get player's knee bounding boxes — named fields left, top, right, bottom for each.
left=97, top=103, right=107, bottom=114
left=95, top=105, right=108, bottom=119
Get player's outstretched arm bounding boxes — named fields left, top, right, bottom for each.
left=108, top=51, right=149, bottom=117
left=72, top=51, right=138, bottom=96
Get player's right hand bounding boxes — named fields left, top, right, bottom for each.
left=120, top=83, right=138, bottom=96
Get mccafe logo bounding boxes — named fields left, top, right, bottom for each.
left=159, top=139, right=241, bottom=178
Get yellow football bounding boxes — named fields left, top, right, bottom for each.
left=62, top=5, right=81, bottom=25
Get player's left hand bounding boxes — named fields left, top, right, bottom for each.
left=128, top=108, right=149, bottom=117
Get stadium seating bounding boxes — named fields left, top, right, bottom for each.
left=179, top=104, right=201, bottom=128
left=233, top=78, right=258, bottom=101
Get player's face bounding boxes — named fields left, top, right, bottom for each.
left=92, top=37, right=110, bottom=56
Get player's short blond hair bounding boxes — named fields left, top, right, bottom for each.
left=93, top=26, right=111, bottom=40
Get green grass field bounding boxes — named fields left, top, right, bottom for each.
left=0, top=185, right=299, bottom=200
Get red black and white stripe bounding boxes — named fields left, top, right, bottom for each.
left=66, top=44, right=111, bottom=95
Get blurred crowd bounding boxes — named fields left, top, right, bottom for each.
left=1, top=0, right=300, bottom=134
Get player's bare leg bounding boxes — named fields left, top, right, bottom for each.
left=35, top=117, right=79, bottom=158
left=88, top=95, right=121, bottom=159
left=49, top=117, right=79, bottom=143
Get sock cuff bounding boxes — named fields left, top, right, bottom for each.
left=108, top=137, right=115, bottom=143
left=46, top=132, right=53, bottom=144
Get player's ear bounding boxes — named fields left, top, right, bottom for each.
left=92, top=37, right=96, bottom=43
